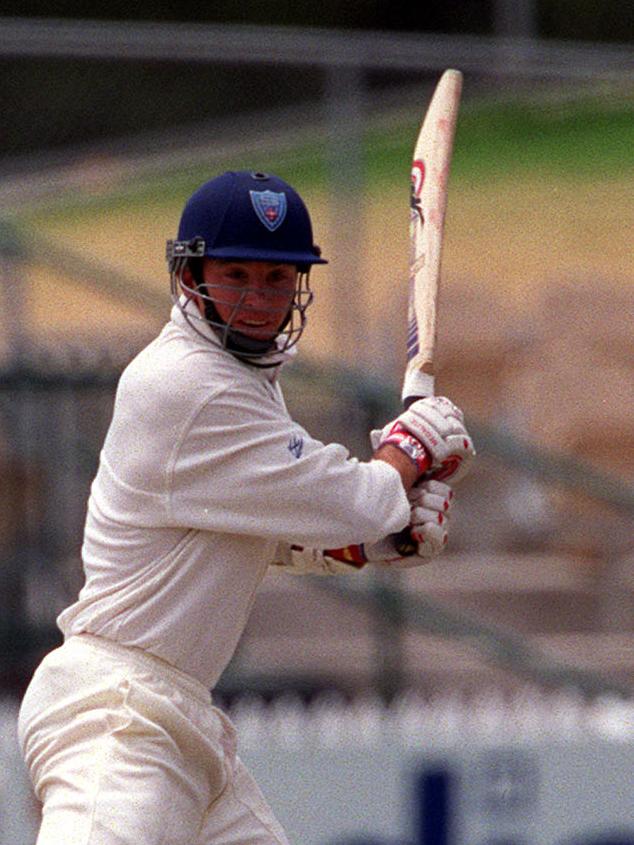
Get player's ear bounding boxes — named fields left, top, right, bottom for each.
left=179, top=262, right=207, bottom=316
left=181, top=262, right=196, bottom=292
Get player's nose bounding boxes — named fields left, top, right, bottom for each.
left=244, top=275, right=281, bottom=303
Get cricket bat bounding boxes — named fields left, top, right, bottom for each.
left=402, top=68, right=463, bottom=408
left=394, top=70, right=463, bottom=555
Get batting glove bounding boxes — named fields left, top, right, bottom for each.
left=372, top=396, right=475, bottom=484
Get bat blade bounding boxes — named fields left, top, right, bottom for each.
left=402, top=69, right=463, bottom=407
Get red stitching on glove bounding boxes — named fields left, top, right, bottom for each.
left=431, top=455, right=462, bottom=481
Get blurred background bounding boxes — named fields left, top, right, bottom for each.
left=0, top=2, right=633, bottom=843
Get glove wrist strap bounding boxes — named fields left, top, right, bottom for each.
left=379, top=422, right=431, bottom=477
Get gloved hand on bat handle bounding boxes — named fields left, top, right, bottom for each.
left=325, top=397, right=474, bottom=569
left=368, top=479, right=454, bottom=567
left=324, top=479, right=454, bottom=569
left=371, top=395, right=476, bottom=485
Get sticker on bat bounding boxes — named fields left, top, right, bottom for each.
left=410, top=254, right=426, bottom=275
left=410, top=159, right=426, bottom=225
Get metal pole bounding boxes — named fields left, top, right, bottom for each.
left=493, top=0, right=539, bottom=76
left=370, top=570, right=407, bottom=702
left=0, top=219, right=28, bottom=363
left=324, top=64, right=366, bottom=368
left=493, top=0, right=539, bottom=38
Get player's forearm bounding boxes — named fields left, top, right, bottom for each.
left=372, top=444, right=419, bottom=491
left=271, top=475, right=455, bottom=575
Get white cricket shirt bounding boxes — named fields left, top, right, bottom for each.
left=58, top=301, right=410, bottom=688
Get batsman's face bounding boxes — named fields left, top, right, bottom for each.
left=201, top=259, right=298, bottom=340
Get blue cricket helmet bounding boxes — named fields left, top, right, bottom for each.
left=166, top=170, right=325, bottom=363
left=174, top=170, right=327, bottom=269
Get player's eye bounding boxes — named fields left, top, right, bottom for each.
left=225, top=268, right=249, bottom=283
left=268, top=269, right=295, bottom=286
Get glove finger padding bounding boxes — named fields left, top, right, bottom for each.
left=411, top=505, right=447, bottom=525
left=413, top=520, right=448, bottom=559
left=365, top=480, right=454, bottom=569
left=409, top=478, right=452, bottom=559
left=409, top=479, right=453, bottom=510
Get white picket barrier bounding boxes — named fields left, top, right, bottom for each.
left=2, top=692, right=633, bottom=845
left=230, top=692, right=634, bottom=845
left=0, top=699, right=38, bottom=845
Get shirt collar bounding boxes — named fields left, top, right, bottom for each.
left=171, top=296, right=297, bottom=382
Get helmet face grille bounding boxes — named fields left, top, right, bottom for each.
left=169, top=256, right=314, bottom=363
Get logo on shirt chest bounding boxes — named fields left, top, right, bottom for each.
left=288, top=434, right=304, bottom=459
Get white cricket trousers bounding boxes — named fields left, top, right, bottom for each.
left=17, top=634, right=290, bottom=845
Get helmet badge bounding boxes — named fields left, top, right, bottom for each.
left=249, top=190, right=287, bottom=232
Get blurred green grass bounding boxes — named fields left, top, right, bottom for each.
left=18, top=90, right=634, bottom=228
left=368, top=95, right=634, bottom=183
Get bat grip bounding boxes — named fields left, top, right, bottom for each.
left=393, top=526, right=418, bottom=557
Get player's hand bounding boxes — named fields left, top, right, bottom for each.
left=324, top=480, right=455, bottom=570
left=372, top=396, right=475, bottom=483
left=368, top=479, right=454, bottom=568
left=408, top=478, right=454, bottom=559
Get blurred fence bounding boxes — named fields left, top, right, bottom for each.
left=2, top=18, right=633, bottom=79
left=232, top=691, right=634, bottom=845
left=1, top=351, right=633, bottom=700
left=0, top=359, right=121, bottom=692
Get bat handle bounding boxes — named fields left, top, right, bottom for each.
left=393, top=526, right=418, bottom=556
